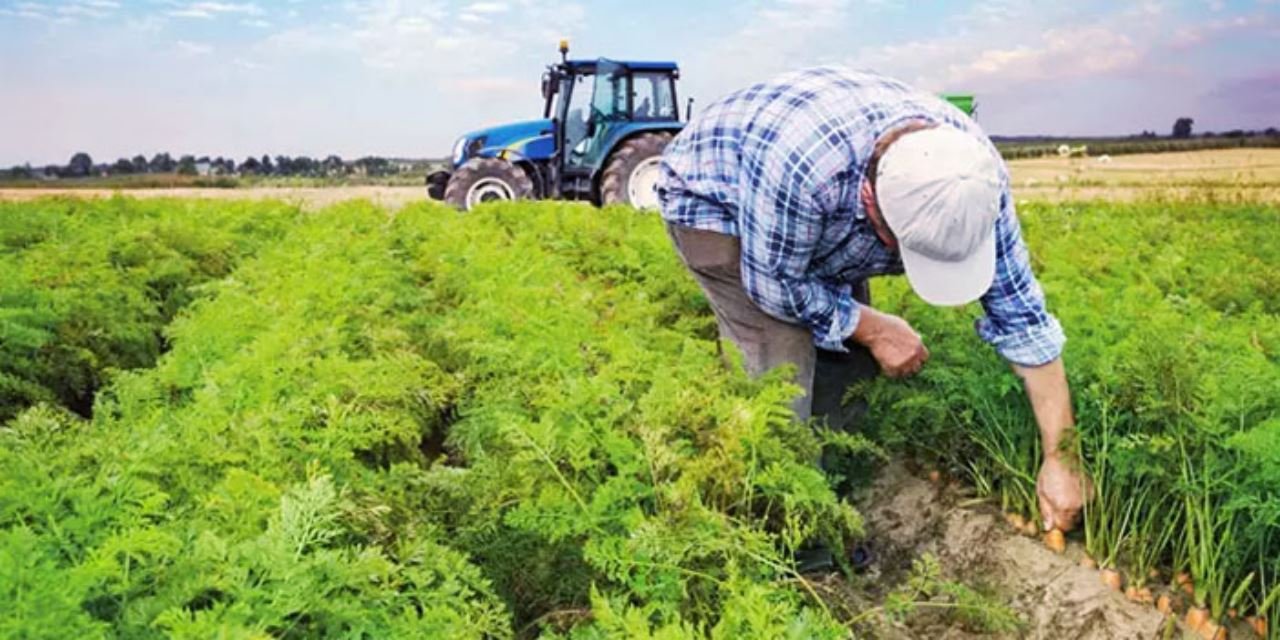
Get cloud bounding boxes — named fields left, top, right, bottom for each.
left=176, top=40, right=213, bottom=56
left=169, top=1, right=263, bottom=19
left=464, top=1, right=509, bottom=13
left=260, top=0, right=584, bottom=75
left=1169, top=12, right=1272, bottom=49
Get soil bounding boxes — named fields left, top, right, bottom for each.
left=841, top=463, right=1173, bottom=639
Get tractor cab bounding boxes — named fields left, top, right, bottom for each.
left=542, top=56, right=681, bottom=201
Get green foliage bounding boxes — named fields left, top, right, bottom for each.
left=866, top=201, right=1280, bottom=622
left=1, top=198, right=869, bottom=637
left=0, top=197, right=297, bottom=420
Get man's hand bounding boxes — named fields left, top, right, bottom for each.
left=851, top=307, right=929, bottom=378
left=1037, top=453, right=1091, bottom=532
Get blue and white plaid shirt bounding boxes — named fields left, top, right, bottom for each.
left=657, top=66, right=1064, bottom=366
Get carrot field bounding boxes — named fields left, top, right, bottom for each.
left=1, top=196, right=1277, bottom=638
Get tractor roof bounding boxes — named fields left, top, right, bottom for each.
left=564, top=59, right=679, bottom=73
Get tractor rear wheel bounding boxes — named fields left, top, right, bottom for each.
left=444, top=158, right=534, bottom=211
left=600, top=132, right=673, bottom=210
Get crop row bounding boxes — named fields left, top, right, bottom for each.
left=0, top=198, right=298, bottom=422
left=866, top=201, right=1280, bottom=637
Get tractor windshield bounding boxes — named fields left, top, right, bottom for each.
left=591, top=59, right=627, bottom=122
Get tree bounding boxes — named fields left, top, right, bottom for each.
left=67, top=152, right=94, bottom=178
left=322, top=155, right=345, bottom=176
left=131, top=155, right=148, bottom=173
left=1172, top=117, right=1194, bottom=139
left=260, top=155, right=274, bottom=175
left=150, top=153, right=176, bottom=173
left=176, top=155, right=197, bottom=176
left=111, top=158, right=135, bottom=175
left=1264, top=127, right=1278, bottom=137
left=7, top=164, right=33, bottom=179
left=240, top=156, right=261, bottom=175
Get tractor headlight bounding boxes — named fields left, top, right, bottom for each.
left=451, top=137, right=467, bottom=165
left=452, top=136, right=489, bottom=166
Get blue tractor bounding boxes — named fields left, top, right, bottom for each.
left=427, top=41, right=684, bottom=211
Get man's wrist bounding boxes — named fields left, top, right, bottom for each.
left=849, top=306, right=883, bottom=346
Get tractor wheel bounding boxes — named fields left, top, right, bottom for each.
left=600, top=132, right=673, bottom=210
left=444, top=158, right=534, bottom=211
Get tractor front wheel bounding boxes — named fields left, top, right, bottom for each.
left=600, top=132, right=672, bottom=210
left=444, top=158, right=533, bottom=211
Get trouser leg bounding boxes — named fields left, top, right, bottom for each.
left=810, top=280, right=878, bottom=434
left=665, top=223, right=816, bottom=421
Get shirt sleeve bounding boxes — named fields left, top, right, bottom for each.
left=976, top=186, right=1066, bottom=366
left=735, top=114, right=861, bottom=353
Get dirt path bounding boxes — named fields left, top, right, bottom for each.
left=851, top=463, right=1170, bottom=639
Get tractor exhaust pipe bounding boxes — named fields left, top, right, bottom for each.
left=559, top=39, right=569, bottom=63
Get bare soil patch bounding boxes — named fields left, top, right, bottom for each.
left=849, top=463, right=1171, bottom=639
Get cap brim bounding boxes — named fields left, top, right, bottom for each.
left=899, top=231, right=997, bottom=307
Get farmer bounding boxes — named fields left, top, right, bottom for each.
left=657, top=67, right=1089, bottom=549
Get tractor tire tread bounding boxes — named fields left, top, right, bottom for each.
left=444, top=158, right=534, bottom=211
left=600, top=132, right=673, bottom=208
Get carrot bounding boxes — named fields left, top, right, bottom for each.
left=927, top=469, right=942, bottom=484
left=1176, top=572, right=1195, bottom=596
left=1006, top=512, right=1026, bottom=531
left=1101, top=568, right=1123, bottom=592
left=1156, top=594, right=1174, bottom=615
left=1022, top=520, right=1039, bottom=537
left=1197, top=619, right=1225, bottom=640
left=1246, top=616, right=1267, bottom=637
left=1043, top=528, right=1066, bottom=553
left=1185, top=606, right=1209, bottom=633
left=1126, top=586, right=1153, bottom=605
left=1080, top=555, right=1098, bottom=569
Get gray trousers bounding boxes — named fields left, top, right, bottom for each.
left=667, top=223, right=878, bottom=429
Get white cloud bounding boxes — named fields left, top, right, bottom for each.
left=260, top=0, right=584, bottom=75
left=176, top=40, right=214, bottom=56
left=169, top=2, right=263, bottom=19
left=464, top=1, right=509, bottom=13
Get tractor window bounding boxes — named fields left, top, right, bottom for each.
left=591, top=60, right=627, bottom=122
left=632, top=72, right=676, bottom=121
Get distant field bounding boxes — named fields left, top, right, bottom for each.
left=995, top=133, right=1280, bottom=159
left=2, top=148, right=1277, bottom=208
left=1006, top=148, right=1280, bottom=202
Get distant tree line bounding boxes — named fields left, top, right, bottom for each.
left=3, top=152, right=431, bottom=181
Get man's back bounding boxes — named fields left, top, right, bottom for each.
left=658, top=66, right=989, bottom=235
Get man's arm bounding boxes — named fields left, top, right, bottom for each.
left=1013, top=358, right=1090, bottom=531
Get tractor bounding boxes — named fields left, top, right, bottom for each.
left=427, top=41, right=978, bottom=211
left=428, top=41, right=683, bottom=211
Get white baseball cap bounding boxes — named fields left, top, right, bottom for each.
left=875, top=126, right=1001, bottom=307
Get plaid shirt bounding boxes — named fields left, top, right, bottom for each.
left=657, top=66, right=1064, bottom=366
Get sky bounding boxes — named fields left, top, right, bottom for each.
left=1, top=0, right=1277, bottom=166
